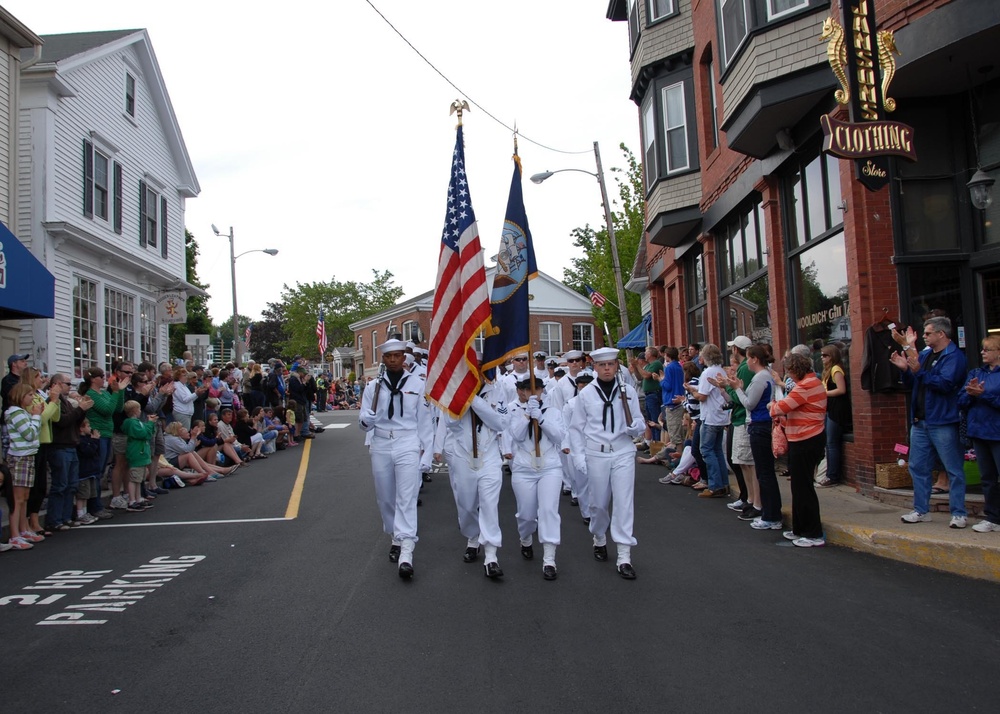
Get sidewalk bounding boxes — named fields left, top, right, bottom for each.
left=781, top=478, right=1000, bottom=583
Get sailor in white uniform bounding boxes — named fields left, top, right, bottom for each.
left=567, top=346, right=644, bottom=579
left=561, top=371, right=596, bottom=522
left=359, top=339, right=433, bottom=579
left=508, top=377, right=564, bottom=580
left=433, top=367, right=509, bottom=578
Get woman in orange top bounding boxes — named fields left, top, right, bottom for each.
left=769, top=352, right=827, bottom=547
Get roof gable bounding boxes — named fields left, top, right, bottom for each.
left=25, top=29, right=199, bottom=197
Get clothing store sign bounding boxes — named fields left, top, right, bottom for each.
left=819, top=0, right=917, bottom=191
left=0, top=556, right=205, bottom=625
left=157, top=291, right=188, bottom=324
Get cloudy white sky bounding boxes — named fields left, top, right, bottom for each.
left=8, top=1, right=639, bottom=323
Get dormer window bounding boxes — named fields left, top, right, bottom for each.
left=125, top=72, right=136, bottom=117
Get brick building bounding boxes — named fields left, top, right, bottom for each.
left=607, top=0, right=1000, bottom=492
left=349, top=267, right=598, bottom=379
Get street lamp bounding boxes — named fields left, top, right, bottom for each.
left=211, top=224, right=278, bottom=363
left=530, top=141, right=631, bottom=339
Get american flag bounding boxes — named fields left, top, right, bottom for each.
left=244, top=322, right=253, bottom=350
left=585, top=284, right=607, bottom=307
left=316, top=310, right=327, bottom=357
left=426, top=124, right=491, bottom=420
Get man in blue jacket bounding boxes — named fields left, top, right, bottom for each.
left=890, top=316, right=968, bottom=528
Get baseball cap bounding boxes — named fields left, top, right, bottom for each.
left=7, top=354, right=29, bottom=366
left=727, top=336, right=753, bottom=350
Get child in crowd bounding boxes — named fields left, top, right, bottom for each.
left=4, top=383, right=45, bottom=549
left=285, top=399, right=299, bottom=446
left=75, top=418, right=103, bottom=525
left=120, top=400, right=157, bottom=511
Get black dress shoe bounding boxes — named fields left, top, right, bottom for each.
left=583, top=517, right=591, bottom=525
left=388, top=545, right=401, bottom=563
left=417, top=498, right=423, bottom=507
left=543, top=565, right=558, bottom=580
left=593, top=545, right=608, bottom=562
left=618, top=563, right=637, bottom=580
left=463, top=546, right=479, bottom=563
left=520, top=544, right=534, bottom=560
left=398, top=562, right=414, bottom=579
left=422, top=473, right=432, bottom=483
left=484, top=562, right=503, bottom=579
left=570, top=497, right=579, bottom=507
left=562, top=487, right=572, bottom=496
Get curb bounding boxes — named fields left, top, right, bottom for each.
left=824, top=522, right=1000, bottom=583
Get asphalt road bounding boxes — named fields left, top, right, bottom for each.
left=2, top=409, right=998, bottom=713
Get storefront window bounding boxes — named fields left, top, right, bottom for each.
left=686, top=247, right=707, bottom=342
left=717, top=199, right=769, bottom=345
left=978, top=82, right=1000, bottom=246
left=905, top=264, right=964, bottom=337
left=722, top=273, right=770, bottom=344
left=790, top=231, right=850, bottom=348
left=786, top=153, right=843, bottom=249
left=982, top=268, right=1000, bottom=336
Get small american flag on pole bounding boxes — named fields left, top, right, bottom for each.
left=244, top=322, right=252, bottom=351
left=426, top=122, right=491, bottom=420
left=585, top=284, right=607, bottom=307
left=316, top=310, right=327, bottom=357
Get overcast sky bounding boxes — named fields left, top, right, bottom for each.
left=8, top=1, right=639, bottom=324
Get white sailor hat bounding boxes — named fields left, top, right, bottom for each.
left=406, top=341, right=417, bottom=350
left=415, top=347, right=429, bottom=356
left=589, top=347, right=620, bottom=363
left=404, top=354, right=415, bottom=365
left=545, top=358, right=558, bottom=367
left=563, top=350, right=584, bottom=361
left=533, top=351, right=547, bottom=359
left=513, top=351, right=529, bottom=359
left=378, top=339, right=408, bottom=354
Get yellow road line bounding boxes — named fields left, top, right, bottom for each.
left=284, top=439, right=312, bottom=519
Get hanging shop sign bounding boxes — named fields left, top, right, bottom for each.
left=156, top=291, right=188, bottom=324
left=819, top=0, right=917, bottom=191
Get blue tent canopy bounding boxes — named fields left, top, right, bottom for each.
left=0, top=220, right=55, bottom=320
left=617, top=313, right=651, bottom=349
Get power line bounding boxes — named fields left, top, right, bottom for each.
left=362, top=0, right=592, bottom=156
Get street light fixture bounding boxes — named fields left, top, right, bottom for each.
left=211, top=223, right=278, bottom=363
left=530, top=141, right=631, bottom=339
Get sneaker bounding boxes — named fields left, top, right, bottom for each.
left=726, top=499, right=746, bottom=511
left=949, top=515, right=967, bottom=529
left=205, top=475, right=217, bottom=482
left=738, top=507, right=763, bottom=521
left=901, top=510, right=932, bottom=524
left=143, top=492, right=157, bottom=500
left=751, top=518, right=784, bottom=530
left=139, top=499, right=155, bottom=509
left=171, top=475, right=187, bottom=488
left=109, top=495, right=129, bottom=510
left=8, top=537, right=33, bottom=550
left=94, top=510, right=114, bottom=520
left=972, top=520, right=1000, bottom=533
left=0, top=542, right=12, bottom=552
left=658, top=473, right=676, bottom=485
left=782, top=530, right=799, bottom=541
left=78, top=513, right=99, bottom=526
left=792, top=537, right=826, bottom=548
left=154, top=487, right=169, bottom=495
left=126, top=501, right=148, bottom=512
left=20, top=530, right=45, bottom=543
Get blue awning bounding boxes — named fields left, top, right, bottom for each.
left=0, top=220, right=55, bottom=320
left=617, top=313, right=651, bottom=349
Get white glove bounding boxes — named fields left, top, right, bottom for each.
left=574, top=456, right=588, bottom=475
left=362, top=409, right=377, bottom=425
left=625, top=417, right=645, bottom=439
left=526, top=396, right=540, bottom=412
left=419, top=452, right=432, bottom=473
left=527, top=405, right=542, bottom=421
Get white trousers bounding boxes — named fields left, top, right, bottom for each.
left=369, top=432, right=420, bottom=543
left=447, top=448, right=503, bottom=548
left=511, top=463, right=562, bottom=546
left=586, top=448, right=638, bottom=548
left=561, top=451, right=593, bottom=519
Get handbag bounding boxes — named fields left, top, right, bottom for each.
left=772, top=416, right=789, bottom=458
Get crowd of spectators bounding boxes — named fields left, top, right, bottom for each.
left=0, top=353, right=348, bottom=551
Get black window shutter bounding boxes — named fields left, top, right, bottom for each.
left=139, top=180, right=148, bottom=248
left=83, top=140, right=94, bottom=218
left=113, top=162, right=123, bottom=234
left=160, top=196, right=168, bottom=258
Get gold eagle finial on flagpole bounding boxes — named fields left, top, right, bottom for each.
left=450, top=99, right=470, bottom=127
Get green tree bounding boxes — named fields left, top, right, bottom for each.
left=250, top=302, right=290, bottom=363
left=169, top=229, right=213, bottom=361
left=562, top=144, right=644, bottom=342
left=277, top=270, right=404, bottom=359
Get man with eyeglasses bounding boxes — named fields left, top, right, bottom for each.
left=890, top=316, right=969, bottom=528
left=500, top=352, right=533, bottom=405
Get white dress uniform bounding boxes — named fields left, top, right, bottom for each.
left=560, top=390, right=593, bottom=520
left=359, top=351, right=433, bottom=576
left=433, top=381, right=509, bottom=569
left=567, top=354, right=644, bottom=576
left=508, top=395, right=564, bottom=577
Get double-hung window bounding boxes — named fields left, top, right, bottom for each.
left=572, top=324, right=595, bottom=353
left=662, top=83, right=690, bottom=174
left=766, top=0, right=808, bottom=21
left=538, top=322, right=562, bottom=357
left=642, top=97, right=657, bottom=190
left=83, top=139, right=123, bottom=233
left=125, top=72, right=136, bottom=117
left=648, top=0, right=675, bottom=23
left=720, top=0, right=750, bottom=65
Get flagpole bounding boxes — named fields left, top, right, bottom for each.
left=594, top=141, right=631, bottom=339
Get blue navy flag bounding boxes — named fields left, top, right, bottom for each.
left=482, top=149, right=538, bottom=373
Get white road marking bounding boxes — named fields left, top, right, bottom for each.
left=83, top=517, right=292, bottom=528
left=320, top=424, right=350, bottom=429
